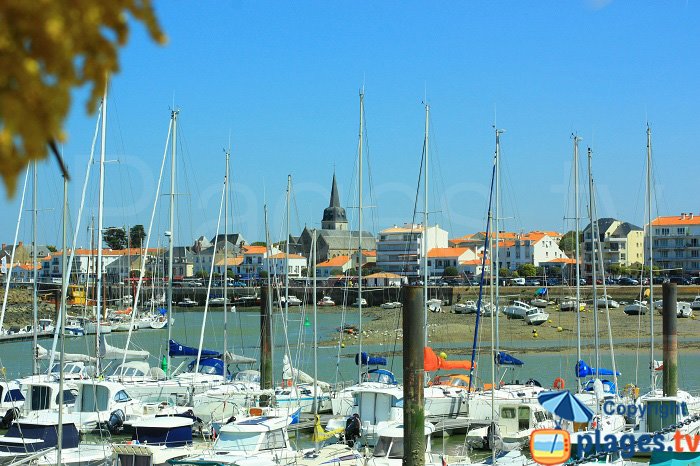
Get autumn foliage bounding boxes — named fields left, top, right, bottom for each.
left=0, top=0, right=165, bottom=194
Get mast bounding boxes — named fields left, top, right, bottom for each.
left=285, top=175, right=291, bottom=316
left=494, top=127, right=503, bottom=358
left=573, top=134, right=582, bottom=393
left=32, top=161, right=38, bottom=375
left=166, top=109, right=178, bottom=378
left=57, top=173, right=68, bottom=466
left=263, top=203, right=274, bottom=382
left=422, top=102, right=429, bottom=346
left=95, top=86, right=107, bottom=375
left=357, top=89, right=364, bottom=384
left=312, top=228, right=318, bottom=417
left=587, top=147, right=600, bottom=377
left=223, top=149, right=230, bottom=361
left=647, top=124, right=655, bottom=391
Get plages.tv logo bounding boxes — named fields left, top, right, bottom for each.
left=530, top=429, right=571, bottom=465
left=530, top=389, right=596, bottom=464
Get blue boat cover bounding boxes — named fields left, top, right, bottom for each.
left=133, top=423, right=193, bottom=447
left=575, top=360, right=621, bottom=378
left=0, top=422, right=79, bottom=453
left=495, top=351, right=524, bottom=366
left=583, top=378, right=617, bottom=395
left=355, top=352, right=387, bottom=366
left=169, top=339, right=220, bottom=357
left=158, top=307, right=168, bottom=315
left=187, top=358, right=225, bottom=376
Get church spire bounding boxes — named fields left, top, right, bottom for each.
left=322, top=172, right=348, bottom=230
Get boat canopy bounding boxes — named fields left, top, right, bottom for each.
left=495, top=351, right=524, bottom=366
left=355, top=351, right=387, bottom=366
left=131, top=417, right=193, bottom=447
left=424, top=347, right=474, bottom=372
left=0, top=422, right=79, bottom=453
left=169, top=339, right=220, bottom=358
left=575, top=359, right=621, bottom=378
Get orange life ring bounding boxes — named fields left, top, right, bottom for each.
left=553, top=377, right=565, bottom=390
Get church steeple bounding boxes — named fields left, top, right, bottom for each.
left=322, top=172, right=348, bottom=230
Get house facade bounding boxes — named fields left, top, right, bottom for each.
left=376, top=223, right=448, bottom=277
left=426, top=247, right=476, bottom=277
left=648, top=212, right=700, bottom=275
left=315, top=255, right=352, bottom=278
left=582, top=218, right=644, bottom=275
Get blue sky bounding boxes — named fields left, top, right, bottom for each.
left=3, top=1, right=699, bottom=249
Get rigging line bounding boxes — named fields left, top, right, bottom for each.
left=120, top=117, right=172, bottom=370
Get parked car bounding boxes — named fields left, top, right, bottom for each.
left=669, top=276, right=691, bottom=285
left=618, top=277, right=639, bottom=286
left=232, top=281, right=247, bottom=287
left=543, top=278, right=560, bottom=286
left=509, top=278, right=526, bottom=286
left=653, top=276, right=668, bottom=284
left=525, top=278, right=541, bottom=286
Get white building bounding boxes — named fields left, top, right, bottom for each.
left=315, top=255, right=352, bottom=278
left=648, top=212, right=700, bottom=275
left=426, top=247, right=476, bottom=277
left=498, top=232, right=569, bottom=270
left=265, top=253, right=307, bottom=278
left=364, top=272, right=403, bottom=287
left=376, top=223, right=448, bottom=277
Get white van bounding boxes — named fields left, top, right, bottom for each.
left=509, top=277, right=525, bottom=286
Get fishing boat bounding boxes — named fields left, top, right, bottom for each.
left=207, top=297, right=230, bottom=307
left=379, top=301, right=401, bottom=310
left=351, top=297, right=368, bottom=307
left=658, top=300, right=695, bottom=318
left=453, top=300, right=477, bottom=314
left=502, top=300, right=535, bottom=319
left=623, top=299, right=648, bottom=315
left=559, top=296, right=585, bottom=312
left=276, top=295, right=302, bottom=306
left=177, top=297, right=197, bottom=307
left=317, top=296, right=335, bottom=306
left=524, top=307, right=549, bottom=325
left=595, top=295, right=619, bottom=308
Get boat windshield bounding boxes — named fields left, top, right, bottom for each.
left=197, top=365, right=219, bottom=375
left=215, top=431, right=262, bottom=453
left=234, top=372, right=260, bottom=383
left=373, top=437, right=404, bottom=458
left=365, top=372, right=393, bottom=384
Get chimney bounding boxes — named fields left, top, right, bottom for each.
left=681, top=213, right=686, bottom=220
left=690, top=213, right=694, bottom=220
left=1, top=244, right=5, bottom=250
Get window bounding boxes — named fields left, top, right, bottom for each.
left=676, top=239, right=684, bottom=247
left=677, top=228, right=685, bottom=235
left=661, top=228, right=670, bottom=236
left=114, top=390, right=131, bottom=402
left=518, top=407, right=531, bottom=431
left=501, top=407, right=516, bottom=419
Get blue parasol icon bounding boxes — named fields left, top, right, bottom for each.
left=538, top=390, right=594, bottom=423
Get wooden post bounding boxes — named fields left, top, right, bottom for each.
left=402, top=285, right=425, bottom=466
left=662, top=283, right=677, bottom=397
left=260, top=285, right=273, bottom=391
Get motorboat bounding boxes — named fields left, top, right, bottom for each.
left=177, top=297, right=198, bottom=307
left=524, top=308, right=549, bottom=325
left=64, top=317, right=85, bottom=336
left=691, top=295, right=700, bottom=310
left=37, top=318, right=54, bottom=333
left=112, top=416, right=196, bottom=466
left=453, top=301, right=477, bottom=314
left=276, top=295, right=302, bottom=306
left=530, top=298, right=549, bottom=308
left=426, top=298, right=442, bottom=313
left=595, top=295, right=619, bottom=309
left=559, top=297, right=585, bottom=312
left=623, top=300, right=648, bottom=315
left=0, top=420, right=111, bottom=465
left=379, top=302, right=401, bottom=310
left=330, top=368, right=399, bottom=417
left=502, top=300, right=536, bottom=319
left=351, top=297, right=368, bottom=307
left=170, top=415, right=298, bottom=466
left=465, top=402, right=556, bottom=449
left=84, top=320, right=113, bottom=334
left=0, top=381, right=24, bottom=427
left=208, top=297, right=231, bottom=306
left=317, top=296, right=335, bottom=306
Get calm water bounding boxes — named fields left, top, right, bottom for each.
left=1, top=307, right=698, bottom=394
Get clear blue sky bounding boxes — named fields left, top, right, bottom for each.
left=2, top=1, right=698, bottom=249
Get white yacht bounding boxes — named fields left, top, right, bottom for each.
left=502, top=300, right=536, bottom=319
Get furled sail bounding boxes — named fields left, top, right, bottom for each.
left=100, top=334, right=149, bottom=360
left=223, top=351, right=256, bottom=365
left=36, top=344, right=96, bottom=363
left=282, top=354, right=330, bottom=390
left=575, top=359, right=621, bottom=378
left=355, top=351, right=387, bottom=366
left=495, top=351, right=524, bottom=366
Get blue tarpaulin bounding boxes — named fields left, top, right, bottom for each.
left=355, top=352, right=387, bottom=366
left=495, top=351, right=524, bottom=366
left=576, top=360, right=621, bottom=378
left=169, top=339, right=220, bottom=358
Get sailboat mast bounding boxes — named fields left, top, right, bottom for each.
left=573, top=135, right=582, bottom=393
left=32, top=161, right=38, bottom=375
left=357, top=89, right=364, bottom=384
left=95, top=87, right=107, bottom=375
left=647, top=125, right=655, bottom=391
left=422, top=102, right=429, bottom=346
left=312, top=228, right=318, bottom=416
left=263, top=203, right=274, bottom=382
left=57, top=173, right=68, bottom=466
left=587, top=147, right=600, bottom=377
left=494, top=128, right=503, bottom=357
left=285, top=175, right=291, bottom=316
left=167, top=109, right=178, bottom=378
left=223, top=149, right=230, bottom=361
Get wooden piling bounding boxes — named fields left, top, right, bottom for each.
left=402, top=285, right=425, bottom=466
left=662, top=282, right=677, bottom=397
